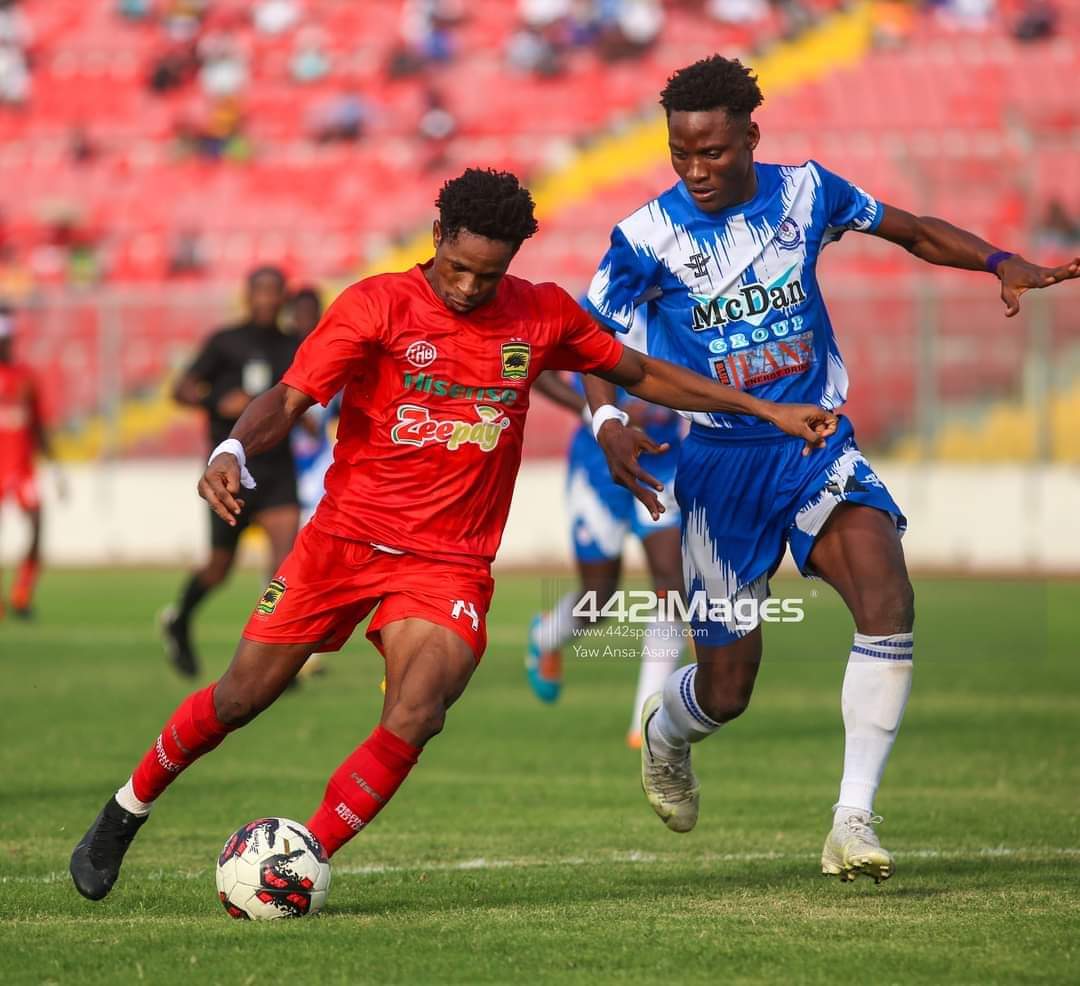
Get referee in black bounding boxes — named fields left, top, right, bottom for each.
left=161, top=266, right=301, bottom=677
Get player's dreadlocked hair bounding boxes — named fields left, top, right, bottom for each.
left=436, top=168, right=539, bottom=247
left=659, top=55, right=763, bottom=117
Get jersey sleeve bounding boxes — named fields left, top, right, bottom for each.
left=544, top=286, right=624, bottom=374
left=812, top=160, right=883, bottom=240
left=584, top=225, right=659, bottom=333
left=283, top=283, right=383, bottom=406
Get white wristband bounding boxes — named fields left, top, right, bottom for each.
left=591, top=404, right=629, bottom=440
left=208, top=438, right=257, bottom=490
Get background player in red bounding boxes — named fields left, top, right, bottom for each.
left=0, top=304, right=60, bottom=619
left=69, top=169, right=838, bottom=903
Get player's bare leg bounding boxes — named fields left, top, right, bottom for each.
left=306, top=618, right=477, bottom=856
left=161, top=545, right=238, bottom=678
left=630, top=526, right=686, bottom=748
left=527, top=556, right=621, bottom=703
left=11, top=505, right=41, bottom=618
left=70, top=637, right=318, bottom=900
left=808, top=503, right=914, bottom=883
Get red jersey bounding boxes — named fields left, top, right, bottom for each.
left=0, top=361, right=40, bottom=478
left=282, top=264, right=623, bottom=564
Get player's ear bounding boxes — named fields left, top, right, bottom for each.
left=432, top=220, right=442, bottom=251
left=746, top=120, right=760, bottom=153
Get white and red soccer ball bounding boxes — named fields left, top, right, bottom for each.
left=215, top=817, right=331, bottom=920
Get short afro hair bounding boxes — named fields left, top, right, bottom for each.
left=660, top=56, right=763, bottom=117
left=436, top=168, right=539, bottom=247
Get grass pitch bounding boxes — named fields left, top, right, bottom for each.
left=1, top=568, right=1077, bottom=984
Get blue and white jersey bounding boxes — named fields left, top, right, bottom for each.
left=571, top=306, right=684, bottom=449
left=585, top=161, right=882, bottom=433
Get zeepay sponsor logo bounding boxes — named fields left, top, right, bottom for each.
left=391, top=404, right=511, bottom=452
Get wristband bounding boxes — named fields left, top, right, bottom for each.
left=986, top=251, right=1014, bottom=275
left=591, top=404, right=630, bottom=440
left=208, top=438, right=257, bottom=490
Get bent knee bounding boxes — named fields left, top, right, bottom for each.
left=859, top=580, right=915, bottom=634
left=699, top=689, right=752, bottom=725
left=381, top=699, right=446, bottom=746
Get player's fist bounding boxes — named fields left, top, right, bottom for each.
left=765, top=403, right=839, bottom=455
left=595, top=419, right=671, bottom=521
left=199, top=453, right=245, bottom=525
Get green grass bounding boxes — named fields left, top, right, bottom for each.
left=1, top=569, right=1078, bottom=984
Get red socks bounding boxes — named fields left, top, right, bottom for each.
left=307, top=726, right=421, bottom=858
left=130, top=684, right=234, bottom=803
left=11, top=558, right=38, bottom=610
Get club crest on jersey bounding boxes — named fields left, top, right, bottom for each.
left=256, top=578, right=287, bottom=616
left=405, top=340, right=438, bottom=368
left=501, top=342, right=531, bottom=380
left=775, top=219, right=802, bottom=249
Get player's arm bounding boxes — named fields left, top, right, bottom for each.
left=532, top=371, right=586, bottom=415
left=199, top=383, right=314, bottom=524
left=873, top=204, right=1080, bottom=317
left=600, top=347, right=836, bottom=444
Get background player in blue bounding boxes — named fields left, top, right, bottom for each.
left=583, top=55, right=1080, bottom=883
left=525, top=309, right=688, bottom=747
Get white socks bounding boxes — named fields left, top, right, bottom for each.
left=835, top=632, right=913, bottom=818
left=646, top=664, right=721, bottom=760
left=115, top=777, right=153, bottom=817
left=533, top=592, right=579, bottom=653
left=631, top=620, right=685, bottom=731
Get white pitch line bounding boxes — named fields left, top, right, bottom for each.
left=3, top=847, right=1077, bottom=886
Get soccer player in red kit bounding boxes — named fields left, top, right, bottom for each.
left=70, top=169, right=839, bottom=903
left=0, top=305, right=56, bottom=619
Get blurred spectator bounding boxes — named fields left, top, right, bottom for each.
left=290, top=29, right=331, bottom=84
left=1012, top=0, right=1058, bottom=41
left=198, top=33, right=249, bottom=99
left=507, top=0, right=573, bottom=76
left=174, top=98, right=249, bottom=161
left=169, top=228, right=207, bottom=277
left=147, top=42, right=199, bottom=94
left=0, top=0, right=31, bottom=106
left=0, top=244, right=33, bottom=304
left=596, top=0, right=665, bottom=61
left=388, top=0, right=461, bottom=78
left=30, top=210, right=102, bottom=287
left=69, top=127, right=97, bottom=166
left=307, top=91, right=371, bottom=144
left=0, top=42, right=28, bottom=104
left=254, top=0, right=300, bottom=35
left=163, top=0, right=209, bottom=42
left=707, top=0, right=769, bottom=23
left=418, top=88, right=457, bottom=172
left=931, top=0, right=995, bottom=30
left=117, top=0, right=154, bottom=21
left=1034, top=200, right=1079, bottom=255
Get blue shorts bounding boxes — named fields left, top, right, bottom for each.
left=567, top=425, right=681, bottom=563
left=676, top=416, right=905, bottom=647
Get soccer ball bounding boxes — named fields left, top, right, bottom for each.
left=215, top=817, right=331, bottom=919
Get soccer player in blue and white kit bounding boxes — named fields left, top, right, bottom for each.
left=526, top=310, right=688, bottom=745
left=583, top=56, right=1080, bottom=882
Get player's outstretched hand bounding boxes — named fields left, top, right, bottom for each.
left=595, top=420, right=671, bottom=521
left=766, top=403, right=839, bottom=456
left=999, top=255, right=1080, bottom=317
left=199, top=453, right=245, bottom=525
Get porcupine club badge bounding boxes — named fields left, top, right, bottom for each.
left=256, top=578, right=287, bottom=616
left=501, top=342, right=531, bottom=380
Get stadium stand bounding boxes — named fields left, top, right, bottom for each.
left=1, top=0, right=1076, bottom=459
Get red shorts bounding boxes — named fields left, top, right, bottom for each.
left=0, top=470, right=39, bottom=510
left=242, top=524, right=495, bottom=661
